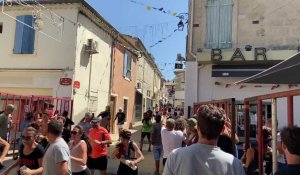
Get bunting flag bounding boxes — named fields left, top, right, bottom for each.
left=271, top=84, right=280, bottom=90
left=254, top=85, right=262, bottom=88
left=115, top=41, right=143, bottom=59
left=225, top=84, right=231, bottom=88
left=288, top=84, right=298, bottom=89
left=127, top=0, right=187, bottom=19
left=149, top=29, right=178, bottom=48
left=240, top=85, right=246, bottom=89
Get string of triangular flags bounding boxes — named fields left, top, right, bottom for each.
left=149, top=28, right=179, bottom=48
left=115, top=40, right=143, bottom=58
left=215, top=82, right=298, bottom=90
left=127, top=0, right=187, bottom=19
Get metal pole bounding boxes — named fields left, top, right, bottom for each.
left=231, top=99, right=236, bottom=151
left=257, top=100, right=263, bottom=175
left=287, top=96, right=294, bottom=127
left=87, top=54, right=93, bottom=112
left=271, top=98, right=277, bottom=174
left=244, top=101, right=250, bottom=150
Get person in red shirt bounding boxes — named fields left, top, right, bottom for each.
left=88, top=117, right=112, bottom=175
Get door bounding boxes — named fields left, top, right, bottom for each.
left=110, top=96, right=117, bottom=133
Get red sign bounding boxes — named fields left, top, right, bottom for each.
left=73, top=81, right=80, bottom=89
left=60, top=78, right=72, bottom=86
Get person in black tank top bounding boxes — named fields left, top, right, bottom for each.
left=242, top=127, right=272, bottom=175
left=111, top=129, right=144, bottom=175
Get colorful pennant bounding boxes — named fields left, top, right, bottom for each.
left=127, top=0, right=187, bottom=19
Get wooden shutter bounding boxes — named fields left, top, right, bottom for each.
left=205, top=0, right=232, bottom=49
left=14, top=16, right=25, bottom=54
left=130, top=56, right=133, bottom=80
left=22, top=15, right=35, bottom=54
left=13, top=15, right=35, bottom=54
left=123, top=51, right=128, bottom=77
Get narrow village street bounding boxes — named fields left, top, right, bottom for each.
left=3, top=124, right=158, bottom=175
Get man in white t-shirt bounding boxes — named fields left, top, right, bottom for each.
left=161, top=118, right=185, bottom=166
left=163, top=104, right=245, bottom=175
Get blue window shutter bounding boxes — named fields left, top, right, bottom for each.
left=123, top=51, right=128, bottom=77
left=21, top=15, right=35, bottom=54
left=14, top=16, right=25, bottom=54
left=130, top=56, right=133, bottom=80
left=219, top=0, right=233, bottom=49
left=205, top=0, right=220, bottom=49
left=206, top=0, right=232, bottom=49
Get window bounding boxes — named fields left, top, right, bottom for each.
left=123, top=51, right=133, bottom=80
left=205, top=0, right=233, bottom=49
left=123, top=99, right=128, bottom=117
left=0, top=23, right=3, bottom=33
left=14, top=15, right=36, bottom=54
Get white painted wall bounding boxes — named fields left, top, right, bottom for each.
left=0, top=5, right=78, bottom=69
left=184, top=61, right=198, bottom=117
left=193, top=65, right=300, bottom=127
left=72, top=13, right=113, bottom=124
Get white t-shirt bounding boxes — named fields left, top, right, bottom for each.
left=161, top=127, right=184, bottom=158
left=163, top=143, right=245, bottom=175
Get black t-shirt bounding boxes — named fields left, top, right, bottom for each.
left=99, top=111, right=110, bottom=118
left=19, top=144, right=44, bottom=170
left=275, top=164, right=300, bottom=175
left=116, top=112, right=126, bottom=124
left=62, top=128, right=71, bottom=143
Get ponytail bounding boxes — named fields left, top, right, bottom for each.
left=81, top=131, right=92, bottom=155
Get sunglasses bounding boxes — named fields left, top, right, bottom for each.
left=21, top=136, right=33, bottom=141
left=71, top=131, right=78, bottom=135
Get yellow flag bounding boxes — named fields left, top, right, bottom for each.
left=146, top=6, right=152, bottom=10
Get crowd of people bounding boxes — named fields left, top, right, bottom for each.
left=0, top=103, right=299, bottom=175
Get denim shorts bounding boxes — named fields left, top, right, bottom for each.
left=153, top=145, right=163, bottom=160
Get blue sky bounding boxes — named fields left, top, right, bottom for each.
left=86, top=0, right=188, bottom=80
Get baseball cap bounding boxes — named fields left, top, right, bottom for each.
left=85, top=112, right=92, bottom=117
left=91, top=117, right=101, bottom=123
left=187, top=118, right=197, bottom=128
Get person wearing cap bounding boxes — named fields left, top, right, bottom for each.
left=111, top=129, right=144, bottom=175
left=87, top=117, right=112, bottom=175
left=78, top=112, right=93, bottom=134
left=186, top=118, right=198, bottom=146
left=114, top=107, right=126, bottom=134
left=0, top=104, right=15, bottom=140
left=161, top=116, right=185, bottom=167
left=151, top=114, right=163, bottom=175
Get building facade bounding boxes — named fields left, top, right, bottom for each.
left=122, top=35, right=163, bottom=120
left=110, top=35, right=138, bottom=133
left=0, top=0, right=118, bottom=124
left=186, top=0, right=300, bottom=127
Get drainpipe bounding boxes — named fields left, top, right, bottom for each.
left=108, top=37, right=116, bottom=106
left=87, top=54, right=93, bottom=111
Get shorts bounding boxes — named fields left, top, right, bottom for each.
left=118, top=125, right=124, bottom=129
left=163, top=158, right=167, bottom=166
left=117, top=162, right=138, bottom=175
left=87, top=156, right=107, bottom=170
left=72, top=168, right=90, bottom=175
left=152, top=145, right=163, bottom=160
left=141, top=132, right=150, bottom=140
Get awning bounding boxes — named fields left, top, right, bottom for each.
left=235, top=52, right=300, bottom=84
left=212, top=65, right=273, bottom=77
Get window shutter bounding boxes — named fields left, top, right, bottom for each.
left=205, top=0, right=220, bottom=49
left=14, top=16, right=25, bottom=54
left=123, top=51, right=128, bottom=77
left=22, top=15, right=35, bottom=54
left=205, top=0, right=232, bottom=49
left=219, top=0, right=233, bottom=48
left=130, top=56, right=133, bottom=80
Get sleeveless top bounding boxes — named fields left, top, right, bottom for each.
left=69, top=140, right=87, bottom=173
left=246, top=148, right=272, bottom=175
left=116, top=141, right=136, bottom=160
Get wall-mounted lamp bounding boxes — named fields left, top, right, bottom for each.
left=245, top=45, right=252, bottom=51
